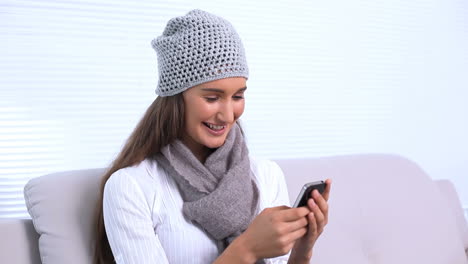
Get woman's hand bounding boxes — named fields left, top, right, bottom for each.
left=289, top=179, right=332, bottom=263
left=235, top=205, right=312, bottom=261
left=217, top=179, right=332, bottom=264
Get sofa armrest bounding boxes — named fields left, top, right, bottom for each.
left=434, top=179, right=468, bottom=258
left=0, top=218, right=41, bottom=264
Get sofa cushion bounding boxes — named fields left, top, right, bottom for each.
left=24, top=168, right=105, bottom=264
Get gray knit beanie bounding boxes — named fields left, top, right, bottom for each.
left=151, top=9, right=249, bottom=97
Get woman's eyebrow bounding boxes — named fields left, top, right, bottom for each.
left=201, top=87, right=247, bottom=93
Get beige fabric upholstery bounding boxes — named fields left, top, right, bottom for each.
left=0, top=154, right=466, bottom=264
left=0, top=218, right=40, bottom=264
left=276, top=154, right=468, bottom=264
left=23, top=168, right=106, bottom=264
left=435, top=179, right=468, bottom=257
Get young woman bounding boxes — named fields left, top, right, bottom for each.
left=94, top=9, right=331, bottom=264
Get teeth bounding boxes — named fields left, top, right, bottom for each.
left=208, top=123, right=224, bottom=130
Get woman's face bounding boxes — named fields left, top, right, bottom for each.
left=182, top=77, right=247, bottom=160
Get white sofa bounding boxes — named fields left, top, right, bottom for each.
left=0, top=154, right=467, bottom=263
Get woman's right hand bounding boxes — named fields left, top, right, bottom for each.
left=239, top=206, right=311, bottom=260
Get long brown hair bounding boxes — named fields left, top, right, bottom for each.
left=93, top=94, right=184, bottom=264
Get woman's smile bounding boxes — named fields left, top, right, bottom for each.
left=203, top=122, right=228, bottom=136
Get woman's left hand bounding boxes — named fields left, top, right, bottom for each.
left=288, top=179, right=332, bottom=263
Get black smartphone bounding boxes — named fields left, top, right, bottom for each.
left=293, top=181, right=326, bottom=208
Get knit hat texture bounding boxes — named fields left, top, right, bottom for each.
left=151, top=9, right=249, bottom=97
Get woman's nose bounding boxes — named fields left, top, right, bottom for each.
left=217, top=101, right=234, bottom=123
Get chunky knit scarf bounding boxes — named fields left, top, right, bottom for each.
left=155, top=123, right=264, bottom=262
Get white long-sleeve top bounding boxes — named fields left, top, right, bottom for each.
left=103, top=157, right=291, bottom=264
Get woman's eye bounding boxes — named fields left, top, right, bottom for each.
left=233, top=95, right=244, bottom=100
left=205, top=97, right=218, bottom=102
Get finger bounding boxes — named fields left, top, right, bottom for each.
left=322, top=178, right=332, bottom=201
left=286, top=226, right=308, bottom=243
left=308, top=199, right=326, bottom=232
left=312, top=190, right=329, bottom=217
left=279, top=207, right=310, bottom=222
left=284, top=216, right=309, bottom=233
left=260, top=206, right=290, bottom=217
left=262, top=205, right=292, bottom=215
left=307, top=212, right=318, bottom=241
left=271, top=205, right=293, bottom=211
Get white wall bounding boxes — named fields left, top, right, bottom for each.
left=0, top=0, right=467, bottom=217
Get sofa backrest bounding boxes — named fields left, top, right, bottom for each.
left=275, top=154, right=468, bottom=264
left=435, top=179, right=468, bottom=254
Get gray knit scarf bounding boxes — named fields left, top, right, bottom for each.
left=154, top=123, right=264, bottom=262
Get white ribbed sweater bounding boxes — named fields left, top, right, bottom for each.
left=103, top=157, right=291, bottom=264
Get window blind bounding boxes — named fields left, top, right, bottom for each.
left=1, top=0, right=467, bottom=218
